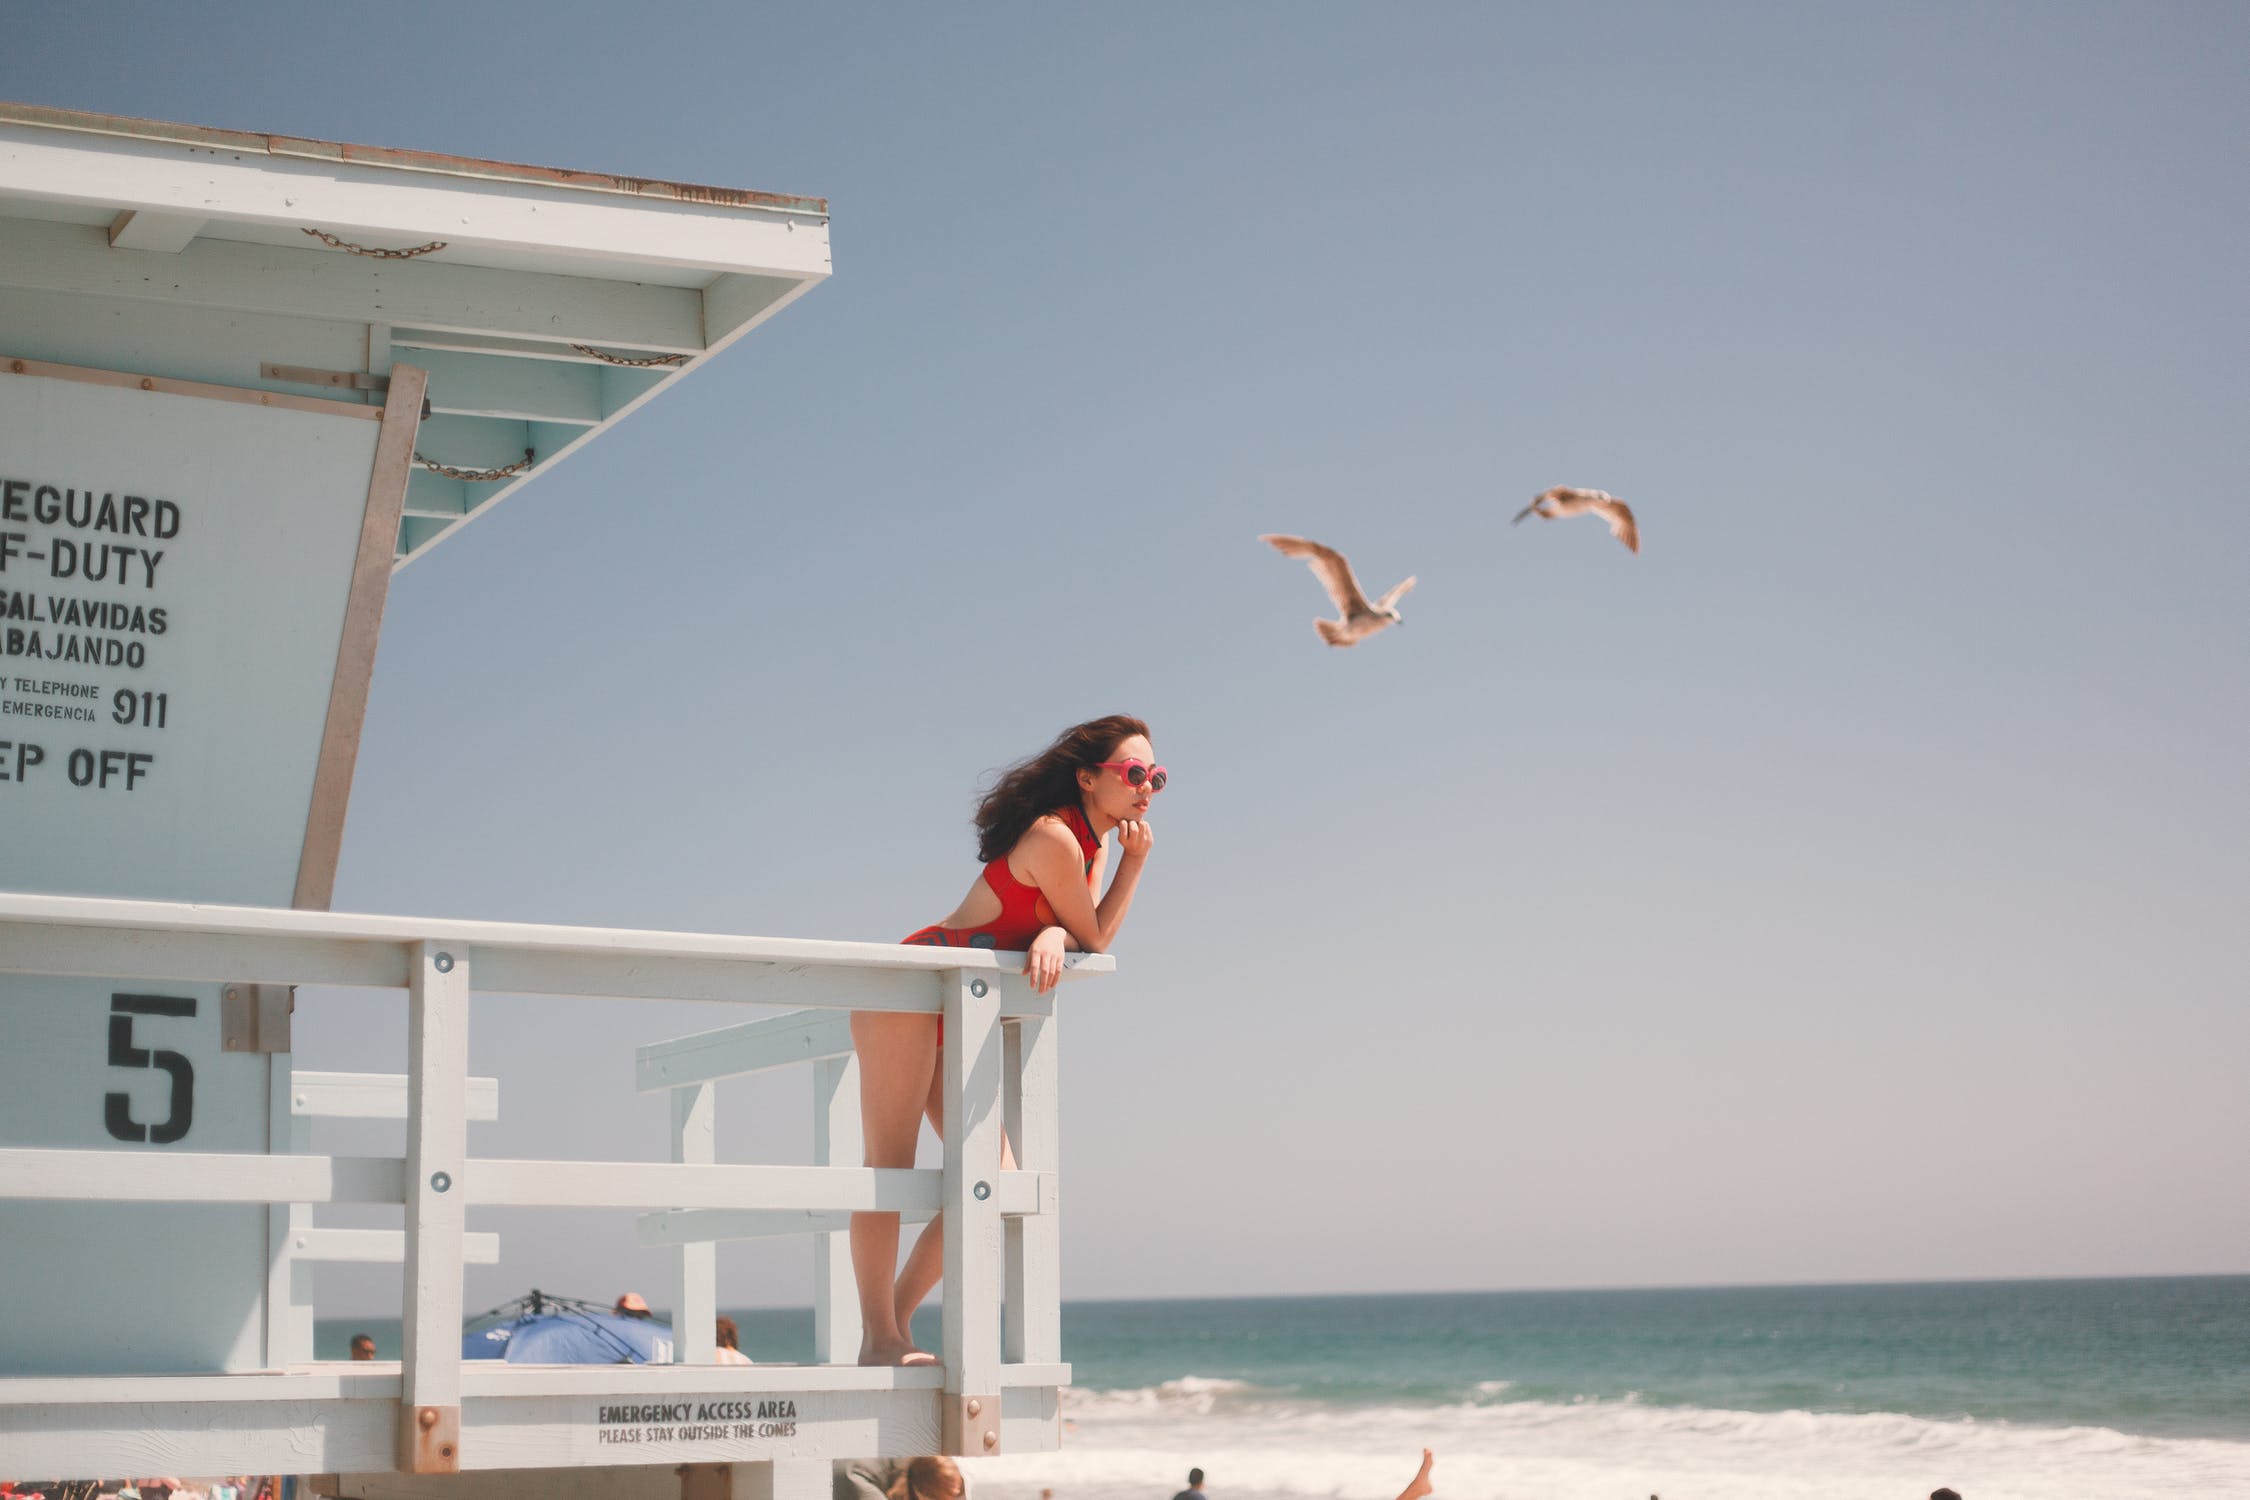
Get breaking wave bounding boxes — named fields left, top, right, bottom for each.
left=981, top=1381, right=2250, bottom=1500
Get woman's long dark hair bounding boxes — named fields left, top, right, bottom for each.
left=887, top=1457, right=962, bottom=1500
left=974, top=714, right=1150, bottom=863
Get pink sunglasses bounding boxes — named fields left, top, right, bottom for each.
left=1094, top=758, right=1168, bottom=792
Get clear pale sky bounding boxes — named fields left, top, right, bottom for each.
left=6, top=3, right=2244, bottom=1314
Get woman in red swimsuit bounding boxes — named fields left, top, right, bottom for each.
left=852, top=713, right=1161, bottom=1365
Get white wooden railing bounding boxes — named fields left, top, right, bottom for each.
left=0, top=890, right=1102, bottom=1488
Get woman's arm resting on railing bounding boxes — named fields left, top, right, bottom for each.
left=1020, top=817, right=1151, bottom=991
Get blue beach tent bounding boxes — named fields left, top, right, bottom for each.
left=461, top=1290, right=675, bottom=1364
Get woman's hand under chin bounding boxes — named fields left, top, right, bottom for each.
left=1024, top=926, right=1067, bottom=994
left=1116, top=817, right=1154, bottom=861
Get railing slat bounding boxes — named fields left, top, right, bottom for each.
left=399, top=940, right=468, bottom=1472
left=0, top=890, right=1115, bottom=982
left=670, top=1081, right=718, bottom=1364
left=289, top=1227, right=503, bottom=1264
left=0, top=1151, right=1024, bottom=1213
left=638, top=1010, right=857, bottom=1092
left=0, top=1146, right=407, bottom=1202
left=636, top=1171, right=1052, bottom=1245
left=811, top=1051, right=863, bottom=1364
left=941, top=967, right=1004, bottom=1456
left=467, top=1159, right=943, bottom=1211
left=1005, top=1013, right=1063, bottom=1365
left=292, top=1070, right=501, bottom=1121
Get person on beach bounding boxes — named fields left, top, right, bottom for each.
left=1171, top=1469, right=1206, bottom=1500
left=714, top=1315, right=752, bottom=1365
left=1393, top=1449, right=1435, bottom=1500
left=832, top=1455, right=963, bottom=1500
left=348, top=1334, right=375, bottom=1361
left=853, top=715, right=1161, bottom=1366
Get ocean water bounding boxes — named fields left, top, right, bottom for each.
left=319, top=1275, right=2250, bottom=1500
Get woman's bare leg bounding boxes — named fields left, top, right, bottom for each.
left=890, top=1058, right=1017, bottom=1334
left=849, top=1011, right=941, bottom=1365
left=1396, top=1448, right=1435, bottom=1500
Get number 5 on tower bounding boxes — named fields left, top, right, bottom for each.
left=104, top=992, right=197, bottom=1145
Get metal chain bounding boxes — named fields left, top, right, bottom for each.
left=569, top=342, right=688, bottom=367
left=414, top=447, right=535, bottom=483
left=301, top=227, right=449, bottom=259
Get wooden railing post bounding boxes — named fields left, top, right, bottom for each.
left=671, top=1081, right=717, bottom=1363
left=398, top=939, right=468, bottom=1473
left=263, top=1066, right=313, bottom=1367
left=811, top=1053, right=863, bottom=1364
left=940, top=968, right=1003, bottom=1456
left=1003, top=1012, right=1061, bottom=1366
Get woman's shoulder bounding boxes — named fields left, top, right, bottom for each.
left=1010, top=808, right=1086, bottom=860
left=1024, top=807, right=1078, bottom=838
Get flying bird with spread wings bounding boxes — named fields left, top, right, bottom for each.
left=1512, top=486, right=1640, bottom=553
left=1259, top=533, right=1416, bottom=648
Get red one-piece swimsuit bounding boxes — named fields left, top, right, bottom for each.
left=900, top=803, right=1102, bottom=952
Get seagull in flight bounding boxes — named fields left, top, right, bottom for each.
left=1512, top=486, right=1641, bottom=554
left=1260, top=534, right=1416, bottom=648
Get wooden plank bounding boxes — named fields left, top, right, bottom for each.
left=996, top=1383, right=1066, bottom=1461
left=0, top=920, right=412, bottom=988
left=402, top=469, right=470, bottom=519
left=321, top=1467, right=683, bottom=1500
left=106, top=208, right=206, bottom=252
left=471, top=950, right=944, bottom=1013
left=0, top=118, right=835, bottom=279
left=0, top=890, right=1114, bottom=986
left=0, top=1146, right=406, bottom=1203
left=0, top=1151, right=1056, bottom=1219
left=739, top=1460, right=827, bottom=1500
left=466, top=1160, right=937, bottom=1213
left=0, top=219, right=707, bottom=352
left=0, top=283, right=371, bottom=395
left=669, top=1083, right=718, bottom=1365
left=641, top=1207, right=903, bottom=1246
left=0, top=1359, right=1069, bottom=1406
left=637, top=1011, right=855, bottom=1092
left=635, top=1171, right=1050, bottom=1245
left=0, top=1362, right=997, bottom=1404
left=416, top=348, right=604, bottom=424
left=940, top=969, right=1004, bottom=1456
left=810, top=1054, right=862, bottom=1366
left=322, top=1462, right=830, bottom=1500
left=0, top=350, right=382, bottom=421
left=294, top=362, right=425, bottom=912
left=1003, top=1014, right=1063, bottom=1365
left=0, top=913, right=1096, bottom=1002
left=399, top=941, right=470, bottom=1470
left=290, top=1227, right=502, bottom=1265
left=292, top=1071, right=501, bottom=1122
left=460, top=1363, right=949, bottom=1397
left=389, top=329, right=682, bottom=367
left=265, top=1060, right=304, bottom=1368
left=0, top=1382, right=1006, bottom=1477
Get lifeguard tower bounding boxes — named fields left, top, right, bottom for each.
left=0, top=104, right=1093, bottom=1499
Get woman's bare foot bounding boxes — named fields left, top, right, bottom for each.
left=857, top=1337, right=937, bottom=1367
left=1396, top=1447, right=1436, bottom=1500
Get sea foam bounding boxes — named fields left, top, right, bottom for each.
left=969, top=1381, right=2250, bottom=1500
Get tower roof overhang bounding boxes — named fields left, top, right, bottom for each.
left=0, top=101, right=830, bottom=568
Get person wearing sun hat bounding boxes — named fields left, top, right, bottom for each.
left=614, top=1292, right=653, bottom=1319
